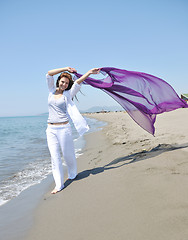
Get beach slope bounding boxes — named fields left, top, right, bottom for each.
left=26, top=109, right=188, bottom=240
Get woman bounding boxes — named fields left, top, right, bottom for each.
left=46, top=66, right=100, bottom=194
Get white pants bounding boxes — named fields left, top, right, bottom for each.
left=46, top=123, right=77, bottom=191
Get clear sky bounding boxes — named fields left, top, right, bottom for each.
left=0, top=0, right=188, bottom=117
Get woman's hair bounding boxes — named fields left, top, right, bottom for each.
left=56, top=72, right=74, bottom=90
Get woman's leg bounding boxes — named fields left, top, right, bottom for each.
left=58, top=125, right=77, bottom=180
left=46, top=127, right=64, bottom=192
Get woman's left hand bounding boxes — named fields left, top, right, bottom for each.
left=89, top=68, right=101, bottom=75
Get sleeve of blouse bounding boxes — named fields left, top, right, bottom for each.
left=46, top=74, right=56, bottom=92
left=70, top=82, right=82, bottom=99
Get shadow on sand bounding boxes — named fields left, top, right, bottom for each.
left=64, top=143, right=188, bottom=189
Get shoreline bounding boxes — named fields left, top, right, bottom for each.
left=0, top=174, right=54, bottom=240
left=25, top=109, right=188, bottom=240
left=0, top=116, right=107, bottom=240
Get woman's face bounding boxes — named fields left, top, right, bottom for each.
left=58, top=77, right=69, bottom=91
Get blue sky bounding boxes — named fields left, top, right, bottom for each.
left=0, top=0, right=188, bottom=117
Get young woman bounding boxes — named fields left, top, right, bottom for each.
left=46, top=67, right=100, bottom=194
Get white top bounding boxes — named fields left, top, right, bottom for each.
left=46, top=74, right=89, bottom=136
left=46, top=74, right=81, bottom=123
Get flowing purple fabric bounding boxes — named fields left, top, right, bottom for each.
left=74, top=67, right=187, bottom=135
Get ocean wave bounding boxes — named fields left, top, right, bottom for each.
left=0, top=158, right=52, bottom=206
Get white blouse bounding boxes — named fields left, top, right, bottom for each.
left=46, top=74, right=89, bottom=136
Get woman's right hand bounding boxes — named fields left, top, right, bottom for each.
left=67, top=67, right=77, bottom=73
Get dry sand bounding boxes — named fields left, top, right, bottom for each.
left=25, top=109, right=188, bottom=240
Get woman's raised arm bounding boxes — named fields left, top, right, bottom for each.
left=75, top=68, right=100, bottom=85
left=48, top=67, right=77, bottom=76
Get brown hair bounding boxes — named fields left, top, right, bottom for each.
left=56, top=72, right=74, bottom=90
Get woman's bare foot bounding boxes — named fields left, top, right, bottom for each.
left=51, top=188, right=59, bottom=194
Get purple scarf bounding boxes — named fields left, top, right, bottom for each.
left=74, top=67, right=187, bottom=135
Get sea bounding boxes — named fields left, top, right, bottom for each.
left=0, top=114, right=106, bottom=206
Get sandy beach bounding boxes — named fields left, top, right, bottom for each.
left=25, top=109, right=188, bottom=240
